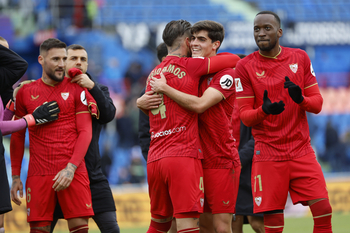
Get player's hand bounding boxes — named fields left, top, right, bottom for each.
left=23, top=101, right=60, bottom=127
left=150, top=72, right=167, bottom=93
left=71, top=74, right=95, bottom=90
left=13, top=80, right=35, bottom=100
left=284, top=76, right=304, bottom=104
left=262, top=90, right=285, bottom=115
left=11, top=175, right=23, bottom=206
left=52, top=163, right=77, bottom=192
left=137, top=91, right=162, bottom=110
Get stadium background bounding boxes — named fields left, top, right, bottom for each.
left=1, top=0, right=350, bottom=232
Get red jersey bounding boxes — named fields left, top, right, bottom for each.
left=199, top=68, right=240, bottom=169
left=235, top=46, right=318, bottom=162
left=14, top=78, right=90, bottom=176
left=146, top=55, right=210, bottom=163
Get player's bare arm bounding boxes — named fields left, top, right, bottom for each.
left=52, top=163, right=77, bottom=192
left=71, top=74, right=95, bottom=90
left=150, top=73, right=222, bottom=114
left=10, top=175, right=23, bottom=206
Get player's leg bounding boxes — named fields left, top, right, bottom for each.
left=0, top=214, right=4, bottom=233
left=176, top=213, right=200, bottom=233
left=168, top=218, right=177, bottom=233
left=92, top=211, right=120, bottom=233
left=308, top=198, right=332, bottom=233
left=247, top=215, right=264, bottom=233
left=57, top=172, right=93, bottom=233
left=212, top=213, right=233, bottom=233
left=147, top=159, right=174, bottom=233
left=289, top=153, right=332, bottom=233
left=199, top=212, right=214, bottom=233
left=67, top=218, right=89, bottom=233
left=49, top=202, right=64, bottom=233
left=231, top=214, right=244, bottom=233
left=49, top=218, right=58, bottom=233
left=251, top=161, right=289, bottom=233
left=30, top=221, right=52, bottom=233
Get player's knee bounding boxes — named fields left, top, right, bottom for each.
left=29, top=221, right=51, bottom=233
left=250, top=221, right=265, bottom=233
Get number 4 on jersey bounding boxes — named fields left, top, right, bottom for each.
left=151, top=93, right=166, bottom=119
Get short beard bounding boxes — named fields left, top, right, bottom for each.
left=258, top=37, right=278, bottom=52
left=47, top=69, right=65, bottom=82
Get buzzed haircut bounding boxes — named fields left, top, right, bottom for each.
left=0, top=36, right=6, bottom=42
left=256, top=11, right=281, bottom=28
left=156, top=42, right=168, bottom=62
left=162, top=20, right=192, bottom=47
left=191, top=20, right=225, bottom=51
left=66, top=44, right=86, bottom=51
left=40, top=38, right=66, bottom=55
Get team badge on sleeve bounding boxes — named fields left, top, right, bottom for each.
left=289, top=63, right=298, bottom=73
left=310, top=63, right=316, bottom=77
left=220, top=75, right=233, bottom=89
left=80, top=91, right=87, bottom=105
left=235, top=78, right=243, bottom=92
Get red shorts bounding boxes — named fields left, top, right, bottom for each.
left=251, top=153, right=329, bottom=213
left=147, top=157, right=204, bottom=218
left=203, top=165, right=241, bottom=214
left=26, top=172, right=94, bottom=222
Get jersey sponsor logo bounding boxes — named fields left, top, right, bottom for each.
left=289, top=63, right=298, bottom=73
left=255, top=196, right=262, bottom=206
left=61, top=92, right=69, bottom=100
left=256, top=71, right=265, bottom=78
left=150, top=126, right=186, bottom=140
left=220, top=75, right=233, bottom=89
left=235, top=78, right=243, bottom=92
left=80, top=91, right=87, bottom=105
left=31, top=95, right=39, bottom=100
left=310, top=63, right=316, bottom=77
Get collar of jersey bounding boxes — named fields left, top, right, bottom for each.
left=41, top=77, right=57, bottom=87
left=259, top=46, right=282, bottom=59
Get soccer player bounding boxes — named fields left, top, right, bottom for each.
left=149, top=20, right=241, bottom=233
left=49, top=44, right=119, bottom=233
left=138, top=19, right=240, bottom=233
left=10, top=38, right=94, bottom=233
left=235, top=11, right=332, bottom=232
left=0, top=36, right=59, bottom=233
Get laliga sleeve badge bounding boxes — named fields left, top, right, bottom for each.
left=235, top=78, right=243, bottom=92
left=80, top=91, right=87, bottom=105
left=310, top=63, right=316, bottom=77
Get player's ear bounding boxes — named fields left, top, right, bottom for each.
left=38, top=55, right=44, bottom=65
left=277, top=28, right=283, bottom=38
left=213, top=40, right=220, bottom=51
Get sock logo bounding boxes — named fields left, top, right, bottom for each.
left=255, top=196, right=262, bottom=206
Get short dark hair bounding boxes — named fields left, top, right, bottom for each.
left=191, top=20, right=225, bottom=52
left=236, top=54, right=246, bottom=59
left=162, top=20, right=192, bottom=47
left=156, top=42, right=168, bottom=62
left=0, top=36, right=6, bottom=42
left=66, top=44, right=86, bottom=51
left=40, top=38, right=66, bottom=55
left=256, top=11, right=281, bottom=28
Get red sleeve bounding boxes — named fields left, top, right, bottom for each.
left=10, top=128, right=26, bottom=176
left=237, top=98, right=268, bottom=127
left=69, top=112, right=92, bottom=166
left=302, top=50, right=318, bottom=87
left=208, top=54, right=240, bottom=74
left=209, top=68, right=235, bottom=99
left=299, top=84, right=323, bottom=114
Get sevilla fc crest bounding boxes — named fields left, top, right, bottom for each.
left=61, top=92, right=69, bottom=100
left=255, top=196, right=262, bottom=206
left=289, top=63, right=298, bottom=73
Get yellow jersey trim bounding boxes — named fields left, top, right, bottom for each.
left=259, top=46, right=282, bottom=59
left=304, top=83, right=318, bottom=89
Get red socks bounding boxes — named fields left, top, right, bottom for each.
left=310, top=199, right=333, bottom=233
left=69, top=224, right=89, bottom=233
left=264, top=213, right=284, bottom=233
left=147, top=219, right=172, bottom=233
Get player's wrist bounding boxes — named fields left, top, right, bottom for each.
left=6, top=99, right=15, bottom=112
left=23, top=114, right=35, bottom=127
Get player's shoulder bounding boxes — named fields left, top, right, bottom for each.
left=64, top=77, right=85, bottom=91
left=215, top=67, right=235, bottom=77
left=236, top=52, right=256, bottom=67
left=283, top=46, right=307, bottom=56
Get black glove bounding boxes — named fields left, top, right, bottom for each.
left=23, top=101, right=60, bottom=127
left=262, top=90, right=285, bottom=115
left=284, top=76, right=304, bottom=104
